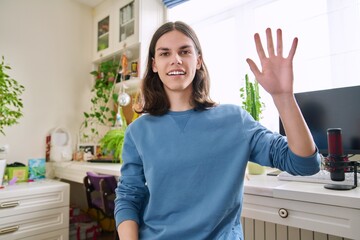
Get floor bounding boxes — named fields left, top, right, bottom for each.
left=70, top=230, right=116, bottom=240
left=69, top=218, right=117, bottom=240
left=98, top=231, right=116, bottom=240
left=69, top=197, right=117, bottom=239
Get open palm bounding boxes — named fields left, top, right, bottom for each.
left=246, top=28, right=298, bottom=97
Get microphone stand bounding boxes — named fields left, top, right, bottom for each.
left=323, top=156, right=359, bottom=190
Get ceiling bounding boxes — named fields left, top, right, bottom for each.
left=75, top=0, right=104, bottom=8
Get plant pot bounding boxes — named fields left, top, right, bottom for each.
left=247, top=162, right=266, bottom=175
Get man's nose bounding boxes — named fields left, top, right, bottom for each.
left=171, top=53, right=182, bottom=65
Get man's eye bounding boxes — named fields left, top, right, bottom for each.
left=159, top=52, right=169, bottom=56
left=180, top=50, right=190, bottom=55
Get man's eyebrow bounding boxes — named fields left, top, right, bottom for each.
left=179, top=45, right=192, bottom=49
left=156, top=45, right=193, bottom=52
left=156, top=47, right=170, bottom=51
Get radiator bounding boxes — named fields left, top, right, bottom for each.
left=241, top=217, right=354, bottom=240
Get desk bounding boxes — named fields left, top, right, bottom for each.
left=52, top=162, right=360, bottom=239
left=51, top=161, right=121, bottom=183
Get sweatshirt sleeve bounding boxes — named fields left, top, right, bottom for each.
left=242, top=109, right=321, bottom=176
left=114, top=127, right=148, bottom=227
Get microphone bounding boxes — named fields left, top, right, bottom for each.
left=326, top=128, right=347, bottom=181
left=324, top=128, right=358, bottom=190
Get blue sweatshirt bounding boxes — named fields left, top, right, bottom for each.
left=114, top=104, right=320, bottom=240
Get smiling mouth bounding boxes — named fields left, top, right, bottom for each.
left=167, top=70, right=186, bottom=76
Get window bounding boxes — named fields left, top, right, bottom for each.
left=168, top=0, right=360, bottom=131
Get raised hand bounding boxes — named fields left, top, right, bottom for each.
left=246, top=28, right=298, bottom=97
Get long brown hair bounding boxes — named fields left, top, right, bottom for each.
left=134, top=21, right=216, bottom=115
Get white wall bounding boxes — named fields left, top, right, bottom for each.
left=0, top=0, right=94, bottom=164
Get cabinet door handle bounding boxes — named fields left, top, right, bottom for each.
left=0, top=225, right=19, bottom=235
left=278, top=208, right=289, bottom=218
left=0, top=201, right=20, bottom=209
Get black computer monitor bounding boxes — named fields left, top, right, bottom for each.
left=279, top=85, right=360, bottom=155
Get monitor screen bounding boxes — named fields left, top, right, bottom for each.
left=279, top=85, right=360, bottom=155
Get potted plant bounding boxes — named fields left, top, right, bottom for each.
left=0, top=56, right=25, bottom=136
left=98, top=107, right=127, bottom=163
left=0, top=56, right=25, bottom=180
left=240, top=73, right=266, bottom=174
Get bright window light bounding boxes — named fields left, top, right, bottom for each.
left=168, top=0, right=360, bottom=131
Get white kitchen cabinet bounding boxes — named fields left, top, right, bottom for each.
left=93, top=2, right=113, bottom=61
left=114, top=0, right=139, bottom=50
left=93, top=0, right=164, bottom=77
left=241, top=173, right=360, bottom=240
left=0, top=180, right=69, bottom=240
left=93, top=0, right=113, bottom=61
left=242, top=194, right=360, bottom=240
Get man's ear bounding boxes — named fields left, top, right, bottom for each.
left=152, top=58, right=158, bottom=72
left=196, top=55, right=202, bottom=69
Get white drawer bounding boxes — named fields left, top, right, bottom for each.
left=242, top=194, right=360, bottom=239
left=0, top=180, right=69, bottom=218
left=21, top=228, right=69, bottom=240
left=0, top=206, right=69, bottom=240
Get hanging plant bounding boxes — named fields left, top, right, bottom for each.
left=81, top=59, right=121, bottom=142
left=0, top=56, right=25, bottom=135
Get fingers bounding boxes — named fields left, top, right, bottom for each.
left=256, top=28, right=297, bottom=60
left=254, top=33, right=266, bottom=60
left=277, top=29, right=283, bottom=57
left=288, top=37, right=298, bottom=61
left=256, top=28, right=279, bottom=58
left=266, top=28, right=275, bottom=57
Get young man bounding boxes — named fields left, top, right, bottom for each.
left=115, top=21, right=320, bottom=240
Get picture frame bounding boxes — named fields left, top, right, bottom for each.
left=77, top=144, right=96, bottom=161
left=77, top=143, right=114, bottom=161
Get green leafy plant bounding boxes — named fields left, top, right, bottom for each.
left=0, top=56, right=25, bottom=135
left=240, top=73, right=266, bottom=174
left=81, top=59, right=121, bottom=142
left=239, top=73, right=265, bottom=121
left=98, top=108, right=127, bottom=163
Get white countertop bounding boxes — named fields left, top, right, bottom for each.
left=244, top=172, right=360, bottom=209
left=51, top=161, right=360, bottom=209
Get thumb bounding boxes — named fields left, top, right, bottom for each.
left=246, top=58, right=261, bottom=79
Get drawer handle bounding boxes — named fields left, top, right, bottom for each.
left=0, top=225, right=19, bottom=235
left=278, top=208, right=288, bottom=218
left=0, top=201, right=20, bottom=209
